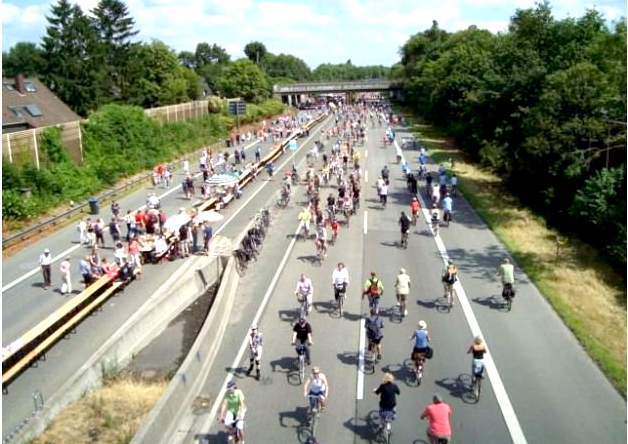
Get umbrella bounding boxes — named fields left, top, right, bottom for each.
left=163, top=213, right=191, bottom=231
left=205, top=173, right=239, bottom=186
left=195, top=210, right=225, bottom=224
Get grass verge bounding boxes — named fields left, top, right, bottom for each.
left=409, top=122, right=627, bottom=396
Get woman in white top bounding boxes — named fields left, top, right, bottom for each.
left=303, top=366, right=329, bottom=409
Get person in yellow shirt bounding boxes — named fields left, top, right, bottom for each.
left=298, top=207, right=312, bottom=239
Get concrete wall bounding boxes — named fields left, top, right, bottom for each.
left=17, top=253, right=226, bottom=443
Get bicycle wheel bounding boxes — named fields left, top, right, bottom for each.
left=506, top=296, right=513, bottom=312
left=298, top=354, right=305, bottom=384
left=476, top=376, right=482, bottom=400
left=338, top=293, right=344, bottom=316
left=417, top=362, right=423, bottom=385
left=385, top=420, right=392, bottom=444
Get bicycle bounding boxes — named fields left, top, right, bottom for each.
left=298, top=223, right=310, bottom=241
left=400, top=230, right=408, bottom=249
left=432, top=218, right=440, bottom=237
left=411, top=210, right=418, bottom=226
left=471, top=362, right=484, bottom=401
left=444, top=283, right=456, bottom=311
left=296, top=343, right=307, bottom=384
left=297, top=293, right=309, bottom=319
left=376, top=409, right=395, bottom=444
left=333, top=283, right=347, bottom=316
left=307, top=394, right=323, bottom=441
left=411, top=351, right=426, bottom=385
left=364, top=338, right=378, bottom=374
left=315, top=239, right=326, bottom=263
left=502, top=283, right=514, bottom=312
left=443, top=210, right=452, bottom=227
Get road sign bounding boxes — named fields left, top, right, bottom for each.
left=228, top=100, right=247, bottom=115
left=289, top=140, right=297, bottom=150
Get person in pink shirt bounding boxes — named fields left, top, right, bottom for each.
left=421, top=393, right=452, bottom=443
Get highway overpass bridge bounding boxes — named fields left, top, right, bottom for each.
left=273, top=79, right=403, bottom=105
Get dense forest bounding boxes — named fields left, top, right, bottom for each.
left=395, top=3, right=626, bottom=266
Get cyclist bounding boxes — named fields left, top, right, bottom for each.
left=441, top=261, right=458, bottom=303
left=298, top=206, right=312, bottom=239
left=294, top=274, right=314, bottom=315
left=329, top=218, right=340, bottom=242
left=410, top=320, right=430, bottom=373
left=442, top=193, right=453, bottom=224
left=218, top=380, right=247, bottom=444
left=315, top=224, right=328, bottom=258
left=430, top=203, right=440, bottom=234
left=467, top=335, right=486, bottom=381
left=292, top=317, right=313, bottom=365
left=380, top=181, right=389, bottom=207
left=410, top=197, right=421, bottom=224
left=331, top=262, right=350, bottom=307
left=303, top=366, right=329, bottom=413
left=362, top=271, right=384, bottom=314
left=326, top=193, right=336, bottom=218
left=449, top=174, right=458, bottom=196
left=399, top=211, right=411, bottom=245
left=381, top=165, right=390, bottom=181
left=420, top=393, right=452, bottom=444
left=373, top=373, right=400, bottom=431
left=245, top=325, right=263, bottom=380
left=365, top=308, right=384, bottom=360
left=496, top=258, right=515, bottom=297
left=395, top=268, right=411, bottom=317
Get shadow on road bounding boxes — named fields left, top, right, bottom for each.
left=434, top=373, right=470, bottom=400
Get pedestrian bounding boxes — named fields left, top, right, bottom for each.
left=203, top=222, right=213, bottom=255
left=255, top=145, right=261, bottom=163
left=77, top=218, right=88, bottom=245
left=234, top=149, right=241, bottom=165
left=124, top=210, right=134, bottom=241
left=79, top=255, right=92, bottom=288
left=60, top=257, right=72, bottom=295
left=109, top=218, right=121, bottom=244
left=191, top=222, right=200, bottom=253
left=111, top=200, right=121, bottom=219
left=240, top=147, right=246, bottom=163
left=39, top=248, right=52, bottom=289
left=183, top=158, right=190, bottom=175
left=94, top=218, right=106, bottom=248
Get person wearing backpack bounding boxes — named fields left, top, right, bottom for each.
left=362, top=271, right=385, bottom=314
left=441, top=261, right=458, bottom=302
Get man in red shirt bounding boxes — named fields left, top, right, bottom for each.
left=421, top=393, right=452, bottom=443
left=410, top=196, right=421, bottom=225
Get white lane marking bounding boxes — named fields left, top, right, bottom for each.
left=363, top=211, right=368, bottom=235
left=364, top=149, right=368, bottom=159
left=356, top=318, right=366, bottom=400
left=364, top=170, right=368, bottom=183
left=418, top=189, right=528, bottom=444
left=201, top=225, right=300, bottom=438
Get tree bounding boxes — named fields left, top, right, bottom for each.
left=263, top=53, right=311, bottom=81
left=178, top=50, right=197, bottom=69
left=91, top=0, right=140, bottom=99
left=41, top=0, right=107, bottom=115
left=215, top=58, right=270, bottom=103
left=244, top=41, right=267, bottom=64
left=195, top=42, right=230, bottom=66
left=2, top=42, right=44, bottom=77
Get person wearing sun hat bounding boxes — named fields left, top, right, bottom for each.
left=218, top=380, right=247, bottom=443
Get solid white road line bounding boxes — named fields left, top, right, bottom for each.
left=364, top=170, right=368, bottom=183
left=418, top=187, right=528, bottom=444
left=356, top=318, right=367, bottom=400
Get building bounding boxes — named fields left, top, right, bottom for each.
left=2, top=74, right=81, bottom=134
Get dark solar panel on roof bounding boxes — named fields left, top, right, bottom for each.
left=24, top=104, right=43, bottom=117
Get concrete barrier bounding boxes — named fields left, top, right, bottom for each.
left=16, top=247, right=228, bottom=444
left=130, top=254, right=239, bottom=444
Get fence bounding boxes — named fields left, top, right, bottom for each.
left=2, top=101, right=211, bottom=168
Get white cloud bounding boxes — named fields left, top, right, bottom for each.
left=2, top=3, right=21, bottom=24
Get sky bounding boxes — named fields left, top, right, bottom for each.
left=2, top=0, right=626, bottom=68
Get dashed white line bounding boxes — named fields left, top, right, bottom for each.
left=356, top=318, right=367, bottom=400
left=363, top=210, right=368, bottom=235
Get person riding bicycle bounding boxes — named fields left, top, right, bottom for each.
left=246, top=325, right=263, bottom=380
left=315, top=224, right=328, bottom=258
left=326, top=193, right=336, bottom=216
left=399, top=211, right=411, bottom=244
left=410, top=320, right=430, bottom=368
left=395, top=268, right=411, bottom=317
left=442, top=193, right=453, bottom=223
left=218, top=380, right=247, bottom=444
left=329, top=218, right=340, bottom=240
left=496, top=258, right=515, bottom=298
left=373, top=372, right=400, bottom=429
left=442, top=261, right=458, bottom=302
left=362, top=271, right=384, bottom=314
left=294, top=274, right=314, bottom=315
left=381, top=166, right=390, bottom=181
left=303, top=366, right=329, bottom=412
left=298, top=207, right=312, bottom=238
left=292, top=317, right=313, bottom=365
left=467, top=335, right=487, bottom=381
left=410, top=197, right=421, bottom=222
left=421, top=393, right=452, bottom=444
left=449, top=174, right=458, bottom=195
left=431, top=203, right=440, bottom=231
left=331, top=262, right=350, bottom=305
left=365, top=308, right=384, bottom=360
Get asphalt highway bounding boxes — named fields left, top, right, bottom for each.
left=177, top=124, right=625, bottom=444
left=2, top=112, right=625, bottom=444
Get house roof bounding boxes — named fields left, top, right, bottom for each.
left=2, top=77, right=82, bottom=131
